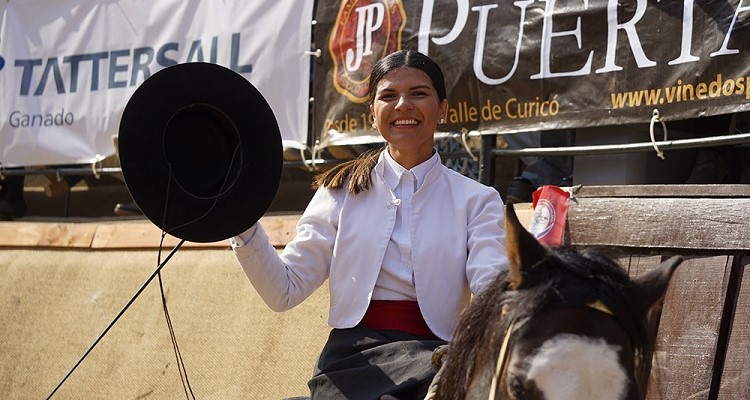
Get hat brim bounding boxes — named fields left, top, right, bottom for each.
left=118, top=62, right=282, bottom=243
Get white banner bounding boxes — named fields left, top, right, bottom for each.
left=0, top=0, right=313, bottom=168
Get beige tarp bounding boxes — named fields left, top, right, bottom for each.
left=0, top=247, right=329, bottom=399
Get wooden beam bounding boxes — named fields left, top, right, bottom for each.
left=0, top=214, right=300, bottom=249
left=571, top=184, right=750, bottom=198
left=567, top=197, right=750, bottom=250
left=0, top=222, right=96, bottom=247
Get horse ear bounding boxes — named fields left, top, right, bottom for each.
left=505, top=203, right=548, bottom=290
left=631, top=255, right=683, bottom=310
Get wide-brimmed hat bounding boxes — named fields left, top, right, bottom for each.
left=118, top=62, right=282, bottom=243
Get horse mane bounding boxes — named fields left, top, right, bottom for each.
left=436, top=246, right=654, bottom=399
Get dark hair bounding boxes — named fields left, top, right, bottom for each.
left=314, top=50, right=446, bottom=194
left=367, top=50, right=447, bottom=105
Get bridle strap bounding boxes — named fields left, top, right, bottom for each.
left=488, top=320, right=515, bottom=400
left=587, top=299, right=614, bottom=316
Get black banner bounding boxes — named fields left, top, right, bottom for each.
left=312, top=0, right=750, bottom=146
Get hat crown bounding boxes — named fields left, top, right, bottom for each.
left=164, top=103, right=241, bottom=199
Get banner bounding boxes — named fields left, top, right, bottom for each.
left=313, top=0, right=750, bottom=147
left=0, top=0, right=314, bottom=167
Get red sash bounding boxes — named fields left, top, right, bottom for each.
left=359, top=300, right=437, bottom=339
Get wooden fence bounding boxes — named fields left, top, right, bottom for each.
left=566, top=185, right=750, bottom=400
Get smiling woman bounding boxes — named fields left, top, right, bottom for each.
left=231, top=50, right=509, bottom=400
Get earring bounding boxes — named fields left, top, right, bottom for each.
left=439, top=118, right=445, bottom=124
left=372, top=122, right=377, bottom=128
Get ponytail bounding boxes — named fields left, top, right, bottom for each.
left=313, top=147, right=383, bottom=195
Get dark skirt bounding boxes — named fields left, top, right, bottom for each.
left=308, top=327, right=447, bottom=400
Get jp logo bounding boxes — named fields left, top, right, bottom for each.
left=329, top=0, right=405, bottom=103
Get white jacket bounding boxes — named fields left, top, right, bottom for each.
left=232, top=154, right=508, bottom=340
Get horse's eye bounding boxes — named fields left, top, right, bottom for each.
left=507, top=375, right=526, bottom=399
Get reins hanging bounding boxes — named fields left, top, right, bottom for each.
left=156, top=232, right=196, bottom=400
left=45, top=239, right=186, bottom=399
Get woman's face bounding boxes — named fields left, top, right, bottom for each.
left=370, top=66, right=448, bottom=167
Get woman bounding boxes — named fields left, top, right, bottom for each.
left=231, top=50, right=508, bottom=400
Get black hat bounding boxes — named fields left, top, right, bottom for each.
left=118, top=62, right=282, bottom=243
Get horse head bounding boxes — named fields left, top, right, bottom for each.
left=435, top=204, right=682, bottom=400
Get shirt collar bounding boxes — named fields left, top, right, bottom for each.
left=382, top=149, right=439, bottom=191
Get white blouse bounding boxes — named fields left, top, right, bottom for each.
left=232, top=150, right=508, bottom=340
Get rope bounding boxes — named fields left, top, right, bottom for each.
left=45, top=239, right=186, bottom=399
left=423, top=345, right=450, bottom=400
left=299, top=147, right=314, bottom=172
left=157, top=234, right=196, bottom=400
left=311, top=142, right=324, bottom=171
left=91, top=154, right=103, bottom=179
left=649, top=109, right=668, bottom=160
left=423, top=362, right=445, bottom=400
